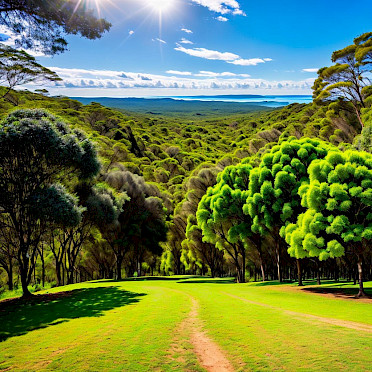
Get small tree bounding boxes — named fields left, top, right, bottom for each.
left=0, top=44, right=61, bottom=101
left=285, top=150, right=372, bottom=297
left=0, top=0, right=111, bottom=55
left=0, top=109, right=100, bottom=296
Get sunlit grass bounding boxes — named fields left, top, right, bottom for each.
left=0, top=278, right=371, bottom=371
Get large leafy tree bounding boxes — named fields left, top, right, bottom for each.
left=285, top=150, right=372, bottom=297
left=0, top=109, right=100, bottom=296
left=0, top=0, right=111, bottom=55
left=313, top=32, right=372, bottom=128
left=245, top=138, right=337, bottom=283
left=104, top=171, right=167, bottom=279
left=197, top=164, right=261, bottom=283
left=180, top=166, right=223, bottom=276
left=0, top=44, right=61, bottom=100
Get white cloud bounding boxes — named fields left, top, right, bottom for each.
left=216, top=16, right=228, bottom=21
left=181, top=28, right=193, bottom=34
left=228, top=58, right=266, bottom=66
left=175, top=45, right=239, bottom=61
left=190, top=0, right=245, bottom=15
left=153, top=38, right=167, bottom=44
left=129, top=30, right=134, bottom=36
left=166, top=70, right=193, bottom=76
left=174, top=44, right=272, bottom=67
left=42, top=66, right=314, bottom=95
left=303, top=68, right=319, bottom=73
left=180, top=38, right=193, bottom=44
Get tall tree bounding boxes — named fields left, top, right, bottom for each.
left=313, top=32, right=372, bottom=128
left=0, top=0, right=111, bottom=55
left=0, top=44, right=61, bottom=101
left=285, top=150, right=372, bottom=297
left=0, top=109, right=100, bottom=296
left=104, top=171, right=167, bottom=279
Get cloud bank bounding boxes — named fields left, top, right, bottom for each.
left=35, top=66, right=314, bottom=95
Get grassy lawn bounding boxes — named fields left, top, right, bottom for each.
left=0, top=278, right=371, bottom=371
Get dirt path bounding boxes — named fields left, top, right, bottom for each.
left=188, top=298, right=234, bottom=372
left=167, top=292, right=234, bottom=372
left=223, top=292, right=372, bottom=333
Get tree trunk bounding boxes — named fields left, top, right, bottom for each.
left=260, top=264, right=266, bottom=282
left=357, top=255, right=366, bottom=297
left=317, top=262, right=321, bottom=285
left=276, top=240, right=282, bottom=282
left=116, top=256, right=123, bottom=280
left=56, top=261, right=62, bottom=286
left=8, top=259, right=13, bottom=290
left=20, top=267, right=32, bottom=298
left=297, top=259, right=303, bottom=286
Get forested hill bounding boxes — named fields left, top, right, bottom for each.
left=72, top=96, right=275, bottom=117
left=0, top=88, right=365, bottom=208
left=0, top=85, right=370, bottom=291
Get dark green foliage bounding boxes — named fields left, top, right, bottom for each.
left=0, top=109, right=99, bottom=295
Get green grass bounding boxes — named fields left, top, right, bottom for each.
left=0, top=278, right=371, bottom=371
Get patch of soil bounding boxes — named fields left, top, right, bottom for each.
left=167, top=294, right=234, bottom=372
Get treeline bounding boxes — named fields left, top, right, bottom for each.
left=0, top=32, right=372, bottom=298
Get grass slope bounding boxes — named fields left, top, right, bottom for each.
left=1, top=279, right=371, bottom=371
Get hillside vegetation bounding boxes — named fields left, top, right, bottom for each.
left=0, top=85, right=370, bottom=293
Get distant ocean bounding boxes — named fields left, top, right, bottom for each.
left=165, top=95, right=312, bottom=107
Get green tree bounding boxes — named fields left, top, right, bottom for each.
left=245, top=138, right=337, bottom=283
left=313, top=33, right=372, bottom=128
left=285, top=150, right=372, bottom=297
left=197, top=164, right=259, bottom=283
left=0, top=0, right=111, bottom=55
left=104, top=171, right=167, bottom=279
left=0, top=44, right=61, bottom=101
left=0, top=109, right=100, bottom=296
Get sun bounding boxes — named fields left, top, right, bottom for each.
left=147, top=0, right=175, bottom=13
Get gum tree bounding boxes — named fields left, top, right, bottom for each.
left=0, top=109, right=100, bottom=296
left=0, top=44, right=61, bottom=100
left=313, top=32, right=372, bottom=128
left=285, top=150, right=372, bottom=297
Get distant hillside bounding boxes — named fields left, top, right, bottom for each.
left=0, top=88, right=365, bottom=207
left=71, top=97, right=276, bottom=117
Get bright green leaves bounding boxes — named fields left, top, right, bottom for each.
left=286, top=149, right=372, bottom=260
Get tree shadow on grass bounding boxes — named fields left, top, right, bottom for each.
left=0, top=287, right=146, bottom=342
left=302, top=286, right=372, bottom=299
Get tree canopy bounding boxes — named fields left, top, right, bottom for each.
left=285, top=150, right=372, bottom=296
left=0, top=0, right=111, bottom=55
left=0, top=44, right=61, bottom=99
left=0, top=109, right=100, bottom=296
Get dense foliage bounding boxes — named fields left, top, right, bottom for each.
left=0, top=33, right=372, bottom=296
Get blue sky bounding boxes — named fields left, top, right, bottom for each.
left=5, top=0, right=372, bottom=96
